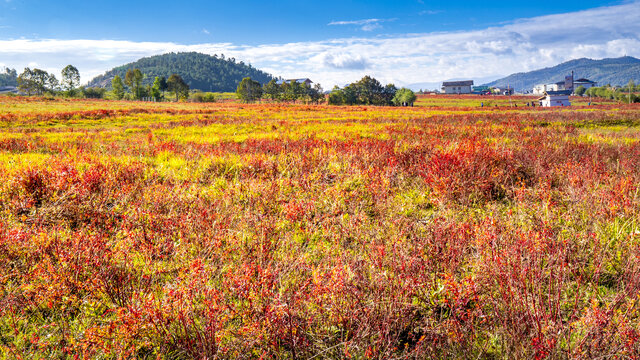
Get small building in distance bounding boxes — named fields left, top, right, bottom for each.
left=533, top=74, right=595, bottom=95
left=276, top=78, right=313, bottom=86
left=472, top=85, right=491, bottom=95
left=496, top=86, right=514, bottom=95
left=533, top=83, right=557, bottom=95
left=442, top=80, right=474, bottom=94
left=538, top=90, right=571, bottom=107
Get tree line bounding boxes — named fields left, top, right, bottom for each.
left=236, top=75, right=417, bottom=106
left=13, top=65, right=190, bottom=101
left=236, top=78, right=324, bottom=104
left=110, top=70, right=189, bottom=101
left=328, top=76, right=416, bottom=106
left=576, top=81, right=640, bottom=103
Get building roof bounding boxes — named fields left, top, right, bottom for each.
left=442, top=80, right=474, bottom=87
left=276, top=78, right=312, bottom=85
left=574, top=78, right=596, bottom=83
left=545, top=90, right=572, bottom=96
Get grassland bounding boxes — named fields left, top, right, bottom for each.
left=1, top=95, right=639, bottom=358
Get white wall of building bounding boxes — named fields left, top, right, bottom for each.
left=442, top=85, right=472, bottom=94
left=540, top=95, right=570, bottom=107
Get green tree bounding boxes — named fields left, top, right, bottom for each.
left=158, top=76, right=168, bottom=97
left=151, top=76, right=163, bottom=100
left=167, top=74, right=189, bottom=101
left=47, top=74, right=59, bottom=93
left=111, top=75, right=125, bottom=100
left=18, top=68, right=57, bottom=95
left=263, top=79, right=281, bottom=101
left=381, top=84, right=398, bottom=105
left=392, top=88, right=417, bottom=106
left=328, top=86, right=345, bottom=105
left=574, top=85, right=586, bottom=96
left=81, top=87, right=106, bottom=99
left=342, top=84, right=358, bottom=105
left=17, top=68, right=36, bottom=95
left=354, top=76, right=384, bottom=105
left=308, top=83, right=324, bottom=104
left=236, top=77, right=263, bottom=103
left=125, top=68, right=144, bottom=99
left=61, top=65, right=80, bottom=95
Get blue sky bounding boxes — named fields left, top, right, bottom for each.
left=0, top=0, right=623, bottom=43
left=1, top=0, right=639, bottom=89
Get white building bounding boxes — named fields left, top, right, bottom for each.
left=538, top=90, right=571, bottom=107
left=533, top=75, right=596, bottom=95
left=533, top=83, right=558, bottom=95
left=442, top=80, right=473, bottom=94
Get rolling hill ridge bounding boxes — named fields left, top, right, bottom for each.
left=483, top=56, right=640, bottom=91
left=88, top=52, right=275, bottom=92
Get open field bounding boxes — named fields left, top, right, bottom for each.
left=1, top=96, right=640, bottom=358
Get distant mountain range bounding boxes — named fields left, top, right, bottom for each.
left=88, top=52, right=276, bottom=92
left=483, top=56, right=640, bottom=91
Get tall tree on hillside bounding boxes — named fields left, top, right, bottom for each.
left=236, top=77, right=263, bottom=103
left=61, top=65, right=81, bottom=95
left=125, top=69, right=144, bottom=99
left=111, top=75, right=125, bottom=100
left=167, top=74, right=189, bottom=101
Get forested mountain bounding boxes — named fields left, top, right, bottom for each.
left=0, top=67, right=18, bottom=87
left=484, top=56, right=640, bottom=91
left=88, top=52, right=275, bottom=92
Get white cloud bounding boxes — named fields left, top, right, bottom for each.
left=0, top=1, right=639, bottom=89
left=202, top=28, right=210, bottom=35
left=419, top=10, right=443, bottom=15
left=328, top=18, right=394, bottom=32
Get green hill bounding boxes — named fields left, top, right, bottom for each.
left=88, top=52, right=275, bottom=92
left=483, top=56, right=640, bottom=92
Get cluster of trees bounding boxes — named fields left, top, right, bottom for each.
left=109, top=70, right=189, bottom=101
left=236, top=78, right=324, bottom=103
left=577, top=81, right=640, bottom=103
left=235, top=75, right=417, bottom=107
left=17, top=65, right=81, bottom=96
left=328, top=76, right=416, bottom=106
left=88, top=52, right=274, bottom=92
left=11, top=64, right=190, bottom=101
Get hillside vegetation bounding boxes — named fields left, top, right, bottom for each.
left=88, top=52, right=275, bottom=92
left=485, top=56, right=640, bottom=90
left=0, top=68, right=17, bottom=87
